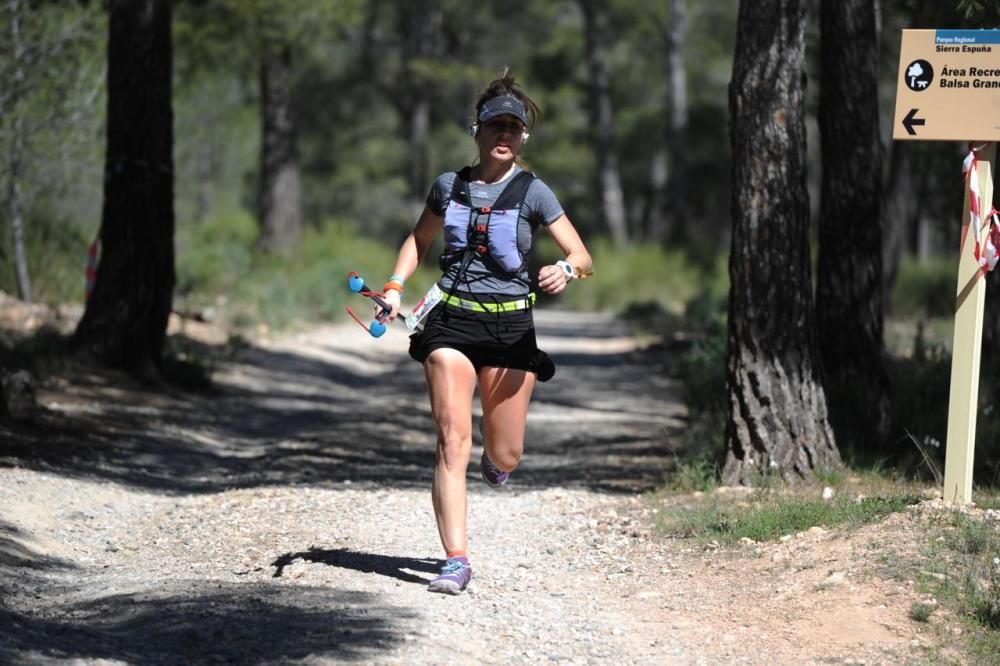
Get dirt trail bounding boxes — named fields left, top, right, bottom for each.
left=0, top=310, right=948, bottom=664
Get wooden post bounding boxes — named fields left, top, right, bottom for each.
left=943, top=142, right=995, bottom=505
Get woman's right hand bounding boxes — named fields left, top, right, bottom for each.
left=378, top=288, right=401, bottom=323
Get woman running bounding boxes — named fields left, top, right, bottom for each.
left=377, top=66, right=592, bottom=595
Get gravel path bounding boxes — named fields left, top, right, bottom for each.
left=0, top=309, right=945, bottom=664
left=1, top=310, right=700, bottom=665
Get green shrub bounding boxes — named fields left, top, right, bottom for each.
left=532, top=236, right=724, bottom=317
left=684, top=285, right=727, bottom=336
left=170, top=217, right=727, bottom=333
left=890, top=256, right=955, bottom=319
left=885, top=330, right=1000, bottom=485
left=948, top=513, right=993, bottom=555
left=669, top=456, right=719, bottom=493
left=228, top=220, right=438, bottom=330
left=922, top=512, right=1000, bottom=653
left=176, top=207, right=257, bottom=299
left=666, top=286, right=728, bottom=492
left=0, top=207, right=93, bottom=305
left=661, top=492, right=922, bottom=544
left=814, top=466, right=847, bottom=487
left=973, top=562, right=1000, bottom=630
left=885, top=339, right=951, bottom=472
left=909, top=602, right=935, bottom=623
left=677, top=327, right=727, bottom=417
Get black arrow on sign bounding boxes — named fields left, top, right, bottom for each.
left=903, top=108, right=926, bottom=136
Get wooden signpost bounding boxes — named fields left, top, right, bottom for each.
left=893, top=29, right=1000, bottom=505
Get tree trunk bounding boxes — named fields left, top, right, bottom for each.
left=397, top=0, right=440, bottom=201
left=6, top=0, right=32, bottom=303
left=646, top=0, right=687, bottom=244
left=645, top=150, right=668, bottom=241
left=8, top=115, right=31, bottom=303
left=257, top=40, right=302, bottom=252
left=882, top=142, right=918, bottom=292
left=665, top=0, right=689, bottom=245
left=724, top=0, right=840, bottom=484
left=579, top=0, right=629, bottom=246
left=815, top=0, right=890, bottom=455
left=406, top=99, right=430, bottom=199
left=71, top=0, right=174, bottom=379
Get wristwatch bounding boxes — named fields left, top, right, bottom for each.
left=555, top=260, right=576, bottom=282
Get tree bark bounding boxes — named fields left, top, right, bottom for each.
left=881, top=142, right=918, bottom=291
left=8, top=114, right=30, bottom=303
left=646, top=150, right=668, bottom=241
left=396, top=0, right=440, bottom=201
left=665, top=0, right=688, bottom=245
left=72, top=0, right=175, bottom=378
left=815, top=0, right=890, bottom=454
left=646, top=0, right=687, bottom=244
left=6, top=0, right=32, bottom=303
left=257, top=39, right=302, bottom=252
left=724, top=0, right=841, bottom=484
left=579, top=0, right=629, bottom=246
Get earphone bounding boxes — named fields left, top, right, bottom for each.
left=469, top=124, right=530, bottom=143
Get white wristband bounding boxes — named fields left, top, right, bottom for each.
left=555, top=260, right=576, bottom=282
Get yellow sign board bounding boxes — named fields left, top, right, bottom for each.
left=893, top=29, right=1000, bottom=141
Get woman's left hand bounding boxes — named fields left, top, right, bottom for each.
left=538, top=264, right=568, bottom=294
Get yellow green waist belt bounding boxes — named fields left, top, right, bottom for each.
left=440, top=292, right=536, bottom=313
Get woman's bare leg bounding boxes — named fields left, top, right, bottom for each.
left=478, top=367, right=536, bottom=472
left=424, top=348, right=478, bottom=554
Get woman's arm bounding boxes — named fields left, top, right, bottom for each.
left=537, top=214, right=593, bottom=295
left=381, top=205, right=443, bottom=321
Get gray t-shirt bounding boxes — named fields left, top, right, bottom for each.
left=426, top=166, right=564, bottom=296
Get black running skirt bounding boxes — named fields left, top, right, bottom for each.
left=408, top=302, right=555, bottom=382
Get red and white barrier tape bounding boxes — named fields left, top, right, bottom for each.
left=85, top=235, right=100, bottom=300
left=962, top=143, right=999, bottom=272
left=986, top=207, right=1000, bottom=272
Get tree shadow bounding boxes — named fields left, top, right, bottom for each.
left=0, top=581, right=413, bottom=665
left=0, top=313, right=687, bottom=495
left=0, top=518, right=80, bottom=615
left=272, top=547, right=439, bottom=586
left=0, top=519, right=73, bottom=571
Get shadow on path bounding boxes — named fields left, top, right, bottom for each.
left=273, top=547, right=439, bottom=586
left=0, top=313, right=686, bottom=495
left=0, top=518, right=73, bottom=571
left=0, top=581, right=411, bottom=665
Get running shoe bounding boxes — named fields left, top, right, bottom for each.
left=480, top=451, right=510, bottom=488
left=427, top=556, right=472, bottom=595
left=479, top=420, right=510, bottom=488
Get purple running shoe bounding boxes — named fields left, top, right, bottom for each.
left=427, top=556, right=472, bottom=595
left=480, top=451, right=510, bottom=488
left=479, top=420, right=511, bottom=488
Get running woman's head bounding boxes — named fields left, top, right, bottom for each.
left=471, top=67, right=541, bottom=162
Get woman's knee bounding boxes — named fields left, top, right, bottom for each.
left=436, top=426, right=472, bottom=470
left=488, top=443, right=522, bottom=471
left=424, top=348, right=477, bottom=471
left=482, top=424, right=524, bottom=470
